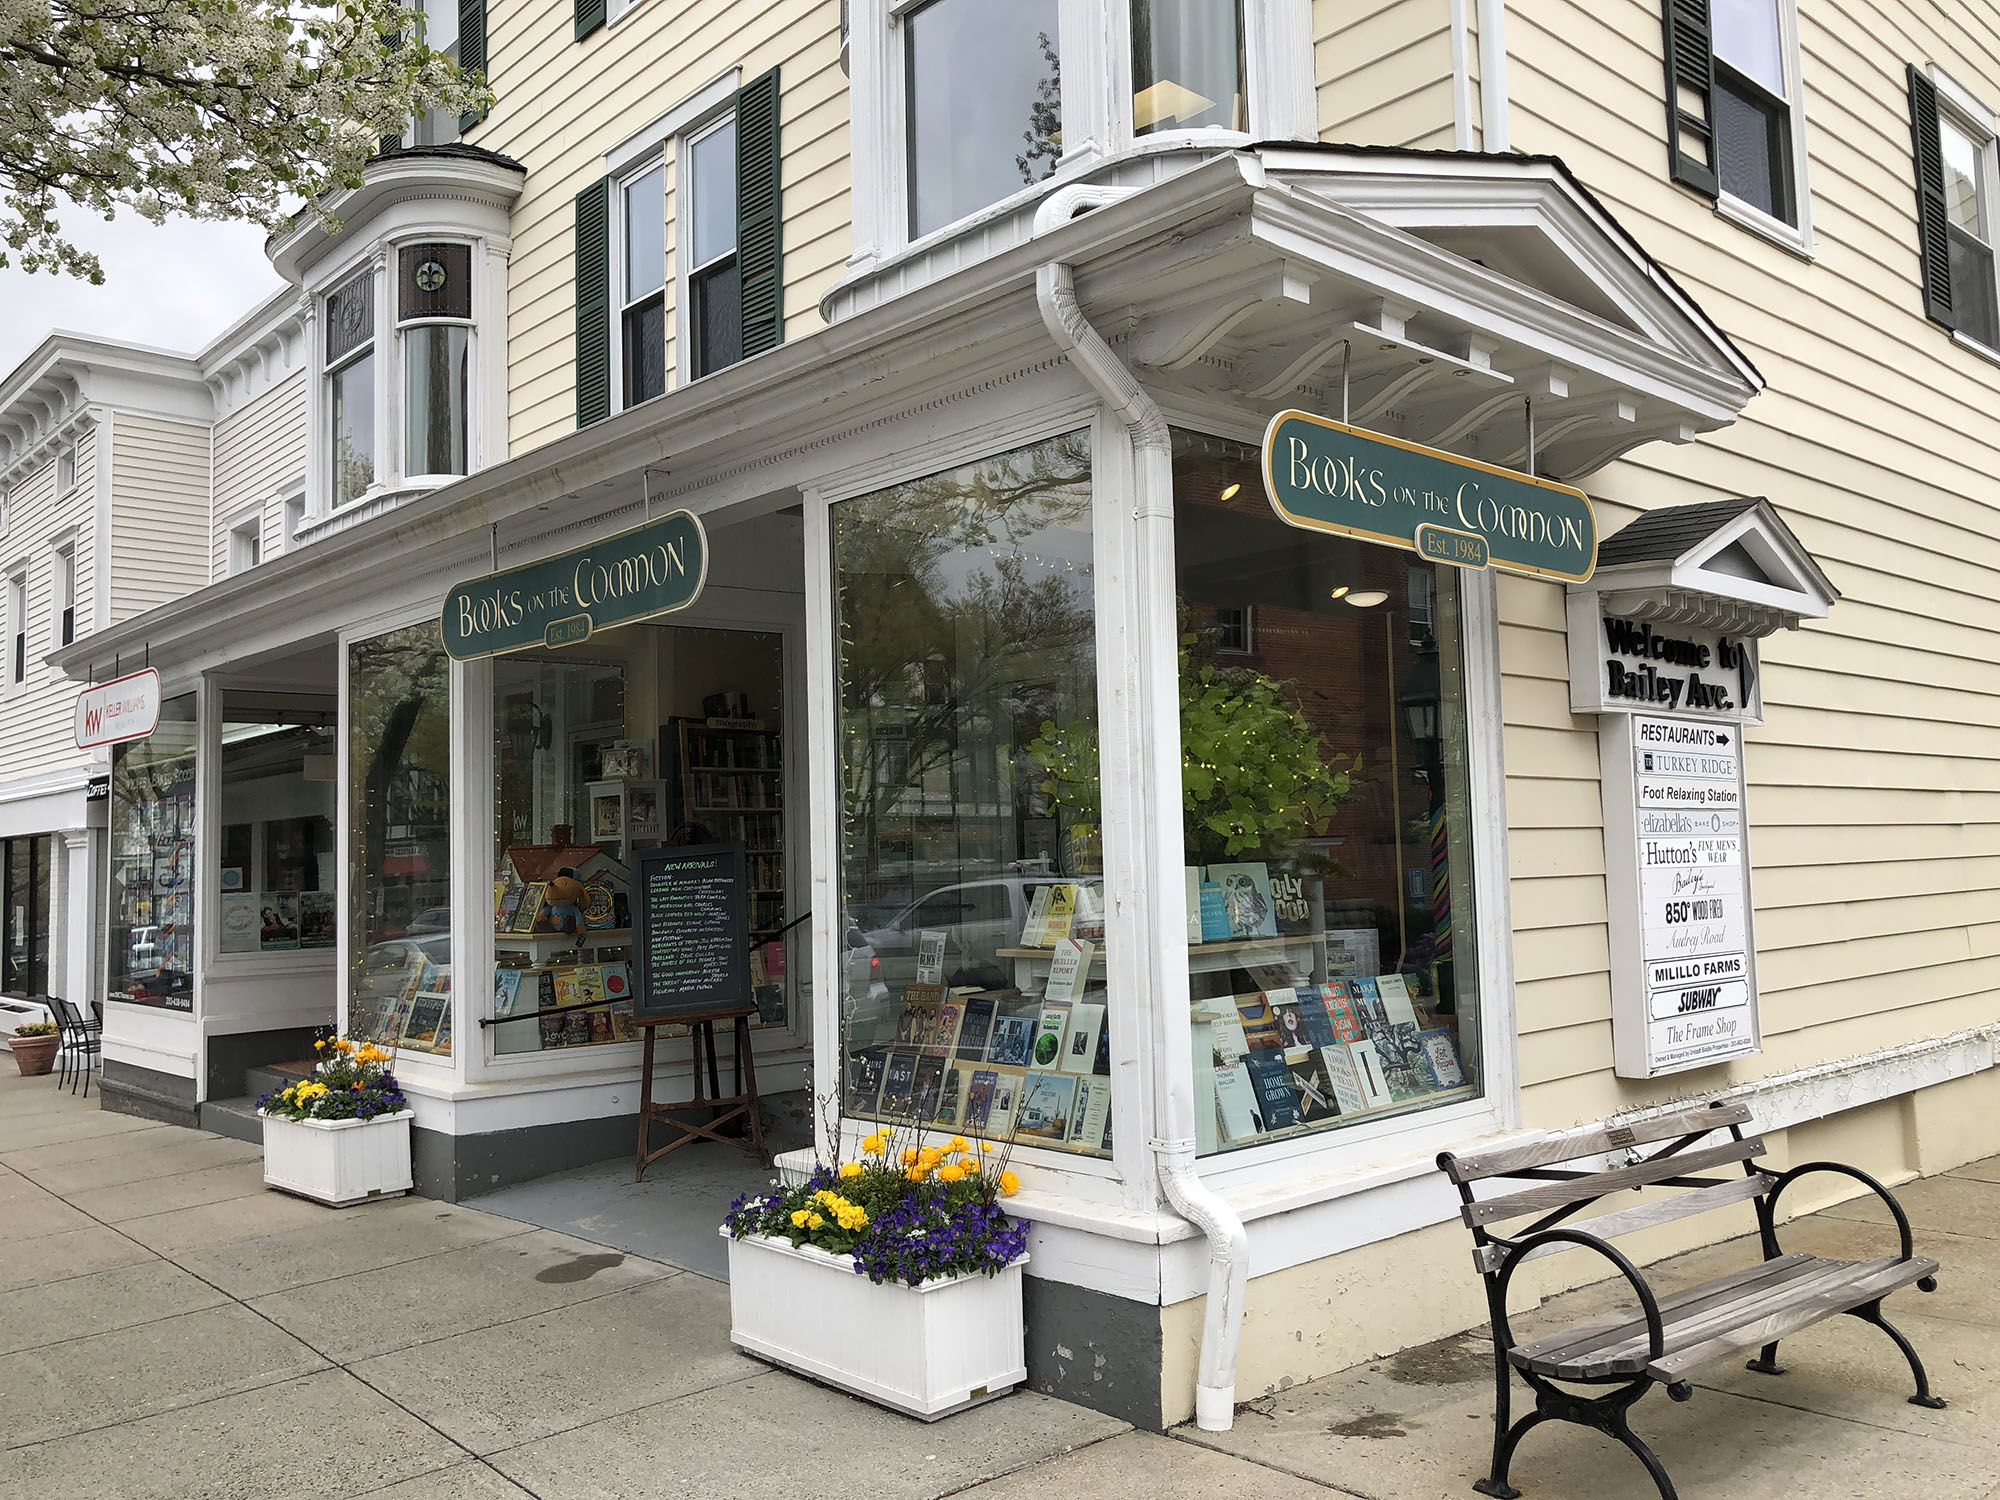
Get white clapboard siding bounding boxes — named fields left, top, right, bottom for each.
left=1316, top=0, right=1462, bottom=149
left=109, top=415, right=212, bottom=623
left=210, top=373, right=306, bottom=577
left=483, top=0, right=848, bottom=455
left=1494, top=0, right=2000, bottom=1134
left=0, top=431, right=100, bottom=784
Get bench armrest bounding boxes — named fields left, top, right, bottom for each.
left=1489, top=1226, right=1666, bottom=1364
left=1763, top=1162, right=1915, bottom=1262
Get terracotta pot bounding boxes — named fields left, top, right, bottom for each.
left=9, top=1033, right=59, bottom=1076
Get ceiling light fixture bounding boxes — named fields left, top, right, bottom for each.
left=1345, top=590, right=1390, bottom=608
left=1219, top=482, right=1241, bottom=501
left=1328, top=585, right=1350, bottom=600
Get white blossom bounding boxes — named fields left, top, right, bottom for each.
left=1, top=0, right=492, bottom=280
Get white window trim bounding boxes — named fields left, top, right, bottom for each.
left=279, top=483, right=308, bottom=553
left=610, top=159, right=669, bottom=412
left=603, top=72, right=742, bottom=411
left=54, top=444, right=76, bottom=497
left=1711, top=0, right=1814, bottom=253
left=848, top=0, right=1314, bottom=273
left=323, top=263, right=384, bottom=511
left=4, top=561, right=28, bottom=692
left=47, top=534, right=77, bottom=649
left=392, top=238, right=481, bottom=482
left=224, top=508, right=263, bottom=575
left=676, top=110, right=741, bottom=385
left=1931, top=65, right=2000, bottom=355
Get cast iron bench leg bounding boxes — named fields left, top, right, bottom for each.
left=1745, top=1342, right=1786, bottom=1375
left=1848, top=1298, right=1948, bottom=1409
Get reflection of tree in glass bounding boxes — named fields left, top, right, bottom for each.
left=1016, top=31, right=1062, bottom=185
left=335, top=429, right=374, bottom=505
left=835, top=435, right=1093, bottom=881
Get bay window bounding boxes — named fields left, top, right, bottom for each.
left=1132, top=0, right=1246, bottom=135
left=399, top=243, right=473, bottom=478
left=904, top=0, right=1061, bottom=238
left=326, top=271, right=377, bottom=507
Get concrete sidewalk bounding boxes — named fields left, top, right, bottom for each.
left=3, top=1062, right=1995, bottom=1498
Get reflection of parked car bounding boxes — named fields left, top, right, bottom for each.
left=862, top=876, right=1103, bottom=992
left=406, top=907, right=453, bottom=935
left=358, top=934, right=451, bottom=1002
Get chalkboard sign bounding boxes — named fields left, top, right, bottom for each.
left=632, top=842, right=752, bottom=1019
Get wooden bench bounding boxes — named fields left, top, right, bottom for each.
left=1438, top=1100, right=1944, bottom=1500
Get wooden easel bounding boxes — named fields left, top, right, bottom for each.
left=634, top=1003, right=770, bottom=1181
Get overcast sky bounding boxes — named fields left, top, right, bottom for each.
left=0, top=207, right=286, bottom=378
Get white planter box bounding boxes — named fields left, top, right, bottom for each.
left=722, top=1230, right=1027, bottom=1419
left=260, top=1110, right=414, bottom=1207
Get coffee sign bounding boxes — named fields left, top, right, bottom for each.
left=441, top=511, right=707, bottom=661
left=1262, top=410, right=1597, bottom=582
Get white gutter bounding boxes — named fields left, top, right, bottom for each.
left=1450, top=0, right=1475, bottom=151
left=1033, top=184, right=1250, bottom=1434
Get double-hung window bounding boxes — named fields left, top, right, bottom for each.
left=400, top=242, right=473, bottom=478
left=228, top=515, right=263, bottom=575
left=54, top=446, right=75, bottom=496
left=1909, top=66, right=2000, bottom=350
left=1661, top=0, right=1807, bottom=236
left=50, top=543, right=73, bottom=647
left=619, top=164, right=667, bottom=406
left=326, top=271, right=377, bottom=507
left=684, top=116, right=741, bottom=379
left=6, top=569, right=25, bottom=685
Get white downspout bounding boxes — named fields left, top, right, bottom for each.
left=1476, top=0, right=1510, bottom=152
left=1034, top=185, right=1251, bottom=1434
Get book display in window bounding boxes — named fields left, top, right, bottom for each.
left=668, top=714, right=788, bottom=1025
left=490, top=840, right=637, bottom=1050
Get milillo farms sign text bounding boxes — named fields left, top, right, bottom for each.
left=1261, top=410, right=1597, bottom=583
left=442, top=511, right=708, bottom=661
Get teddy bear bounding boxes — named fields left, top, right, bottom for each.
left=539, top=871, right=589, bottom=935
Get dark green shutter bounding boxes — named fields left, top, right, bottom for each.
left=736, top=67, right=785, bottom=359
left=575, top=178, right=611, bottom=429
left=1908, top=65, right=1955, bottom=329
left=575, top=0, right=604, bottom=44
left=1661, top=0, right=1718, bottom=198
left=457, top=0, right=487, bottom=134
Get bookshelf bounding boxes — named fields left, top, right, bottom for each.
left=668, top=717, right=786, bottom=941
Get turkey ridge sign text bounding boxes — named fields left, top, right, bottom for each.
left=442, top=511, right=708, bottom=661
left=1262, top=410, right=1597, bottom=583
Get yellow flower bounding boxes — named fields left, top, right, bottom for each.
left=948, top=1136, right=970, bottom=1153
left=900, top=1148, right=919, bottom=1167
left=999, top=1170, right=1021, bottom=1197
left=313, top=1040, right=326, bottom=1050
left=981, top=1142, right=996, bottom=1153
left=839, top=1161, right=863, bottom=1179
left=937, top=1164, right=965, bottom=1184
left=904, top=1166, right=929, bottom=1183
left=917, top=1146, right=942, bottom=1168
left=806, top=1212, right=824, bottom=1230
left=861, top=1133, right=885, bottom=1155
left=790, top=1209, right=809, bottom=1228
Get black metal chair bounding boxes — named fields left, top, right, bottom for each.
left=42, top=996, right=101, bottom=1097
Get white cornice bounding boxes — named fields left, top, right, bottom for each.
left=267, top=150, right=527, bottom=285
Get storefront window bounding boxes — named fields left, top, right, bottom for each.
left=108, top=693, right=199, bottom=1009
left=349, top=625, right=453, bottom=1053
left=2, top=836, right=52, bottom=996
left=1132, top=0, right=1246, bottom=134
left=833, top=431, right=1112, bottom=1156
left=905, top=0, right=1061, bottom=238
left=217, top=694, right=337, bottom=957
left=1172, top=431, right=1480, bottom=1152
left=489, top=624, right=788, bottom=1055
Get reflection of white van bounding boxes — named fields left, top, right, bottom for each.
left=863, top=877, right=1103, bottom=991
left=127, top=926, right=163, bottom=978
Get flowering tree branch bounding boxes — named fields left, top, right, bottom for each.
left=0, top=0, right=493, bottom=281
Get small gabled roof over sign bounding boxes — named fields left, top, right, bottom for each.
left=1573, top=496, right=1838, bottom=637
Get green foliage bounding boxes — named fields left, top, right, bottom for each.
left=1026, top=627, right=1355, bottom=864
left=10, top=1020, right=57, bottom=1038
left=2, top=0, right=493, bottom=280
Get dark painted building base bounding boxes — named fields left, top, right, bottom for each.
left=100, top=1059, right=199, bottom=1128
left=1023, top=1274, right=1166, bottom=1430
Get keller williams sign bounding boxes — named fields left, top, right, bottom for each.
left=75, top=669, right=162, bottom=750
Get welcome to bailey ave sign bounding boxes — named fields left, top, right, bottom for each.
left=1261, top=410, right=1597, bottom=583
left=442, top=511, right=708, bottom=661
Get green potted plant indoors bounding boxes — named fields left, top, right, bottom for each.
left=7, top=1019, right=59, bottom=1077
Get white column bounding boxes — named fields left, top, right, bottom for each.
left=61, top=828, right=93, bottom=1004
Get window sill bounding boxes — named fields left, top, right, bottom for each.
left=1715, top=194, right=1813, bottom=261
left=1951, top=329, right=2000, bottom=371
